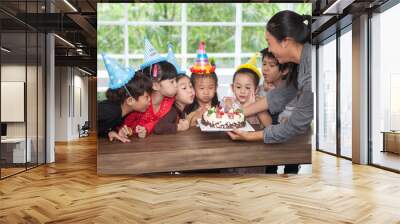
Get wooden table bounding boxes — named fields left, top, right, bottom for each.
left=97, top=128, right=312, bottom=175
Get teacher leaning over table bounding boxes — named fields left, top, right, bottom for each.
left=228, top=10, right=313, bottom=143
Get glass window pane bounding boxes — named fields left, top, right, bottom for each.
left=128, top=3, right=181, bottom=21
left=98, top=3, right=126, bottom=21
left=295, top=4, right=312, bottom=15
left=188, top=27, right=235, bottom=53
left=27, top=32, right=38, bottom=169
left=242, top=26, right=267, bottom=53
left=318, top=37, right=337, bottom=154
left=98, top=25, right=124, bottom=54
left=1, top=31, right=27, bottom=177
left=242, top=3, right=280, bottom=22
left=128, top=26, right=181, bottom=55
left=38, top=33, right=45, bottom=165
left=188, top=3, right=235, bottom=22
left=371, top=3, right=400, bottom=171
left=340, top=29, right=352, bottom=158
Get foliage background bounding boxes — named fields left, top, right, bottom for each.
left=98, top=3, right=311, bottom=100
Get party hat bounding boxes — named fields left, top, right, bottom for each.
left=102, top=53, right=135, bottom=90
left=167, top=43, right=186, bottom=75
left=190, top=41, right=216, bottom=75
left=140, top=38, right=167, bottom=70
left=235, top=53, right=262, bottom=79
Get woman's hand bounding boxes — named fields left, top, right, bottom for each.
left=227, top=129, right=264, bottom=141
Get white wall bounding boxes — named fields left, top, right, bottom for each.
left=54, top=67, right=89, bottom=141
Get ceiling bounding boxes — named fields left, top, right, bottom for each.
left=0, top=0, right=97, bottom=75
left=1, top=0, right=395, bottom=75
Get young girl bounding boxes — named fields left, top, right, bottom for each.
left=230, top=54, right=270, bottom=127
left=153, top=74, right=195, bottom=134
left=186, top=41, right=220, bottom=126
left=123, top=40, right=178, bottom=138
left=98, top=54, right=152, bottom=142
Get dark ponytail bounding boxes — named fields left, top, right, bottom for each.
left=266, top=10, right=311, bottom=44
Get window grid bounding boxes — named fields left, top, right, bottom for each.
left=97, top=3, right=301, bottom=92
left=99, top=3, right=268, bottom=71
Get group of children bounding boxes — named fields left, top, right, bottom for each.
left=98, top=39, right=296, bottom=145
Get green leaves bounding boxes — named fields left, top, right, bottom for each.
left=97, top=3, right=311, bottom=57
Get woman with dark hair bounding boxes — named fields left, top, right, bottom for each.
left=228, top=10, right=313, bottom=148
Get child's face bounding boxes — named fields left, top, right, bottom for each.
left=262, top=56, right=283, bottom=85
left=176, top=76, right=195, bottom=106
left=231, top=74, right=256, bottom=104
left=158, top=78, right=178, bottom=98
left=130, top=91, right=151, bottom=112
left=194, top=76, right=216, bottom=105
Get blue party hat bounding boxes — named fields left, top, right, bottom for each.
left=166, top=43, right=186, bottom=75
left=102, top=54, right=135, bottom=90
left=140, top=38, right=167, bottom=70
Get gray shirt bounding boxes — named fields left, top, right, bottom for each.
left=264, top=43, right=313, bottom=143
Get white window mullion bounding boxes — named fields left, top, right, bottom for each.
left=97, top=53, right=255, bottom=60
left=99, top=21, right=237, bottom=27
left=123, top=4, right=129, bottom=67
left=234, top=3, right=242, bottom=68
left=181, top=3, right=188, bottom=71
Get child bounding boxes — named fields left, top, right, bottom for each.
left=186, top=41, right=220, bottom=127
left=154, top=74, right=195, bottom=134
left=123, top=39, right=178, bottom=138
left=231, top=53, right=270, bottom=127
left=260, top=48, right=298, bottom=125
left=97, top=54, right=152, bottom=142
left=260, top=48, right=300, bottom=174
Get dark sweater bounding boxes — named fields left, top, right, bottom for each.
left=153, top=104, right=186, bottom=135
left=97, top=100, right=123, bottom=137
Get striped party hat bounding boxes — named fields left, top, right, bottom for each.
left=102, top=53, right=135, bottom=90
left=190, top=41, right=216, bottom=75
left=140, top=38, right=167, bottom=70
left=166, top=43, right=186, bottom=75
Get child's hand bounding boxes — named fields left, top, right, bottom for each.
left=198, top=105, right=210, bottom=115
left=222, top=97, right=234, bottom=110
left=177, top=119, right=190, bottom=131
left=135, top=125, right=147, bottom=138
left=243, top=91, right=256, bottom=108
left=118, top=125, right=133, bottom=138
left=108, top=131, right=131, bottom=143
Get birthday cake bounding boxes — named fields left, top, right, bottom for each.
left=201, top=106, right=245, bottom=129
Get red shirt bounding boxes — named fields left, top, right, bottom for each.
left=123, top=96, right=175, bottom=136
